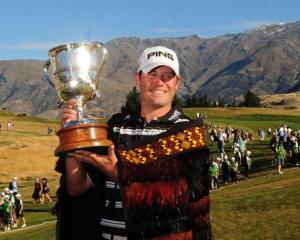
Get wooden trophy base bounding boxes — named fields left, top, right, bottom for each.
left=55, top=122, right=112, bottom=157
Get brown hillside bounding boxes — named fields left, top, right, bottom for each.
left=260, top=91, right=300, bottom=109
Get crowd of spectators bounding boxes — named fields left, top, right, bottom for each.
left=0, top=176, right=52, bottom=232
left=0, top=177, right=26, bottom=231
left=205, top=122, right=300, bottom=190
left=270, top=124, right=300, bottom=173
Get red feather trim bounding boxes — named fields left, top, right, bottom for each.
left=122, top=157, right=185, bottom=184
left=151, top=230, right=192, bottom=240
left=189, top=196, right=210, bottom=217
left=124, top=177, right=188, bottom=208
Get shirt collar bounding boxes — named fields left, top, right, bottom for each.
left=124, top=105, right=184, bottom=125
left=151, top=105, right=184, bottom=124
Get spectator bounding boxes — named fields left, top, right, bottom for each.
left=32, top=177, right=41, bottom=203
left=267, top=128, right=272, bottom=136
left=244, top=150, right=252, bottom=179
left=217, top=129, right=226, bottom=160
left=7, top=121, right=14, bottom=130
left=221, top=156, right=230, bottom=186
left=230, top=157, right=239, bottom=184
left=290, top=136, right=298, bottom=166
left=209, top=129, right=216, bottom=145
left=41, top=178, right=52, bottom=204
left=0, top=195, right=4, bottom=227
left=9, top=190, right=17, bottom=228
left=260, top=129, right=265, bottom=141
left=209, top=159, right=219, bottom=190
left=2, top=195, right=12, bottom=231
left=239, top=135, right=248, bottom=160
left=8, top=177, right=18, bottom=196
left=276, top=141, right=286, bottom=174
left=233, top=144, right=242, bottom=174
left=14, top=193, right=26, bottom=228
left=225, top=124, right=231, bottom=142
left=47, top=126, right=52, bottom=135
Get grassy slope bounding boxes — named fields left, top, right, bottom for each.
left=2, top=168, right=299, bottom=240
left=211, top=168, right=300, bottom=240
left=0, top=110, right=60, bottom=182
left=1, top=108, right=300, bottom=239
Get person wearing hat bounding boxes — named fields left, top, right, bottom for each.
left=209, top=158, right=219, bottom=190
left=2, top=195, right=12, bottom=231
left=14, top=193, right=26, bottom=228
left=221, top=155, right=230, bottom=186
left=59, top=46, right=211, bottom=239
left=276, top=141, right=286, bottom=174
left=244, top=150, right=252, bottom=180
left=230, top=157, right=239, bottom=184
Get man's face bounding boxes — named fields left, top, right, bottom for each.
left=135, top=66, right=180, bottom=110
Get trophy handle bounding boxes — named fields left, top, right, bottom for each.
left=43, top=60, right=55, bottom=89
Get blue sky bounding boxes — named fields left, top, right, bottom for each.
left=0, top=0, right=299, bottom=60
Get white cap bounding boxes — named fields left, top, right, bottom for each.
left=231, top=157, right=235, bottom=161
left=246, top=151, right=251, bottom=155
left=137, top=46, right=179, bottom=76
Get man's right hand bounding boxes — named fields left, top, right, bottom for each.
left=61, top=99, right=78, bottom=126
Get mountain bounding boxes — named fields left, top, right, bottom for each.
left=260, top=91, right=300, bottom=109
left=1, top=21, right=300, bottom=118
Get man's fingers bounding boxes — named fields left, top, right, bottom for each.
left=68, top=151, right=107, bottom=165
left=68, top=152, right=95, bottom=165
left=108, top=144, right=115, bottom=156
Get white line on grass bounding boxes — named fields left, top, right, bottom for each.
left=0, top=220, right=56, bottom=234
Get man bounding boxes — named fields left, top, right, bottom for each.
left=59, top=46, right=211, bottom=239
left=276, top=141, right=286, bottom=174
left=209, top=158, right=219, bottom=189
left=9, top=177, right=18, bottom=196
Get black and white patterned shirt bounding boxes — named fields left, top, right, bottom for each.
left=95, top=106, right=191, bottom=239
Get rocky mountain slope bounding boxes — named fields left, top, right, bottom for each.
left=1, top=21, right=300, bottom=118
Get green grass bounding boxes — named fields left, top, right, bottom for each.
left=1, top=107, right=300, bottom=239
left=3, top=168, right=299, bottom=240
left=0, top=221, right=56, bottom=240
left=211, top=168, right=300, bottom=240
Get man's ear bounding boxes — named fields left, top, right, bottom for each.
left=134, top=72, right=141, bottom=87
left=175, top=76, right=181, bottom=91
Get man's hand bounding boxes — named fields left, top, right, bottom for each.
left=68, top=145, right=118, bottom=181
left=61, top=99, right=77, bottom=126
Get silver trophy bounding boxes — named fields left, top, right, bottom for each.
left=45, top=41, right=112, bottom=156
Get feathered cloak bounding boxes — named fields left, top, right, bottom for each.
left=117, top=120, right=211, bottom=239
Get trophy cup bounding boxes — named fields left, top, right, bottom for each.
left=45, top=41, right=112, bottom=157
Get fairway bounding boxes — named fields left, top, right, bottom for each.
left=1, top=107, right=300, bottom=239
left=0, top=221, right=56, bottom=240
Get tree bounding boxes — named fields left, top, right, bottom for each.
left=121, top=86, right=140, bottom=114
left=241, top=90, right=261, bottom=107
left=172, top=95, right=184, bottom=107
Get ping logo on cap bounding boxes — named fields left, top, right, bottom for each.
left=147, top=51, right=174, bottom=61
left=137, top=46, right=179, bottom=76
